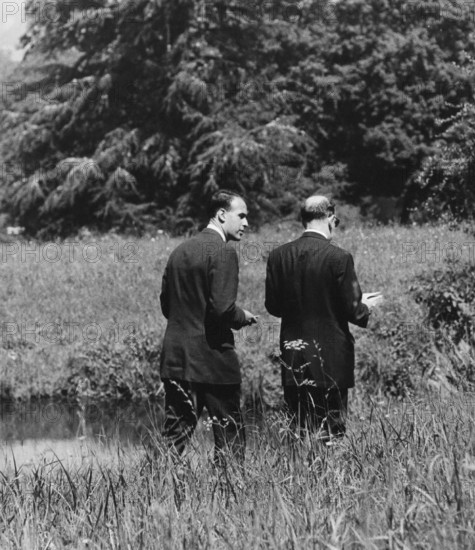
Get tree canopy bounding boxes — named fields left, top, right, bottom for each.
left=1, top=0, right=474, bottom=235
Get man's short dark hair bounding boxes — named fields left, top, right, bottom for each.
left=207, top=190, right=244, bottom=219
left=300, top=196, right=335, bottom=226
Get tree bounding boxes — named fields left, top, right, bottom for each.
left=290, top=0, right=475, bottom=201
left=411, top=102, right=475, bottom=221
left=1, top=0, right=475, bottom=235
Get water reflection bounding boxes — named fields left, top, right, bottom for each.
left=0, top=399, right=164, bottom=467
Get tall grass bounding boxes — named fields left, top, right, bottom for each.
left=1, top=393, right=475, bottom=548
left=0, top=222, right=475, bottom=547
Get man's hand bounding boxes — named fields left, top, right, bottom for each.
left=362, top=292, right=383, bottom=312
left=243, top=309, right=259, bottom=326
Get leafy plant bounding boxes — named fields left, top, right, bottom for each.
left=61, top=329, right=162, bottom=402
left=411, top=103, right=475, bottom=222
left=411, top=261, right=475, bottom=345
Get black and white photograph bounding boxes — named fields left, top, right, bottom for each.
left=1, top=1, right=475, bottom=548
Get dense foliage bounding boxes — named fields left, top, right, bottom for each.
left=412, top=260, right=475, bottom=346
left=412, top=102, right=475, bottom=221
left=1, top=0, right=475, bottom=235
left=410, top=259, right=475, bottom=389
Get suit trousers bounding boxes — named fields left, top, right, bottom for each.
left=284, top=385, right=348, bottom=438
left=162, top=378, right=245, bottom=463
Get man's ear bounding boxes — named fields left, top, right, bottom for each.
left=217, top=208, right=226, bottom=223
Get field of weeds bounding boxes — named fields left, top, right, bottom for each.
left=0, top=221, right=474, bottom=548
left=1, top=392, right=475, bottom=548
left=0, top=221, right=473, bottom=402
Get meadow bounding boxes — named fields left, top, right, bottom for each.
left=0, top=220, right=471, bottom=403
left=0, top=220, right=474, bottom=548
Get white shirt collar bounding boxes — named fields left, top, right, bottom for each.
left=303, top=229, right=328, bottom=239
left=206, top=222, right=226, bottom=242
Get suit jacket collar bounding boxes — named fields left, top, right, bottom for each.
left=200, top=228, right=226, bottom=241
left=300, top=232, right=329, bottom=242
left=205, top=222, right=226, bottom=242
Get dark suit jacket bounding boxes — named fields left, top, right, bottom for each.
left=160, top=229, right=247, bottom=384
left=265, top=232, right=369, bottom=389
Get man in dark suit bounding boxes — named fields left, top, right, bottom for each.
left=160, top=190, right=258, bottom=462
left=265, top=195, right=382, bottom=442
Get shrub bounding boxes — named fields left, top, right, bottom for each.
left=356, top=315, right=433, bottom=398
left=410, top=260, right=475, bottom=388
left=60, top=329, right=162, bottom=402
left=411, top=262, right=475, bottom=345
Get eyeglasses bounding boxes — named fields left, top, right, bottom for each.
left=328, top=212, right=340, bottom=227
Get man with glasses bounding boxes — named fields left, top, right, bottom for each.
left=265, top=195, right=382, bottom=442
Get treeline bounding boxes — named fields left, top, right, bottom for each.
left=1, top=0, right=475, bottom=236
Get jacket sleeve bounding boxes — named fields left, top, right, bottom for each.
left=265, top=251, right=282, bottom=318
left=208, top=245, right=247, bottom=329
left=335, top=252, right=370, bottom=328
left=159, top=263, right=169, bottom=319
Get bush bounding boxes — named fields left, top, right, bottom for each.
left=356, top=315, right=433, bottom=398
left=60, top=329, right=162, bottom=402
left=410, top=260, right=475, bottom=388
left=411, top=262, right=475, bottom=345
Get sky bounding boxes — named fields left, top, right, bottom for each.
left=0, top=0, right=28, bottom=61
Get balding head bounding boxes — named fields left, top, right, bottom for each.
left=300, top=195, right=335, bottom=227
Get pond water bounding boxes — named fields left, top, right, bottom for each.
left=0, top=399, right=164, bottom=467
left=3, top=393, right=474, bottom=468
